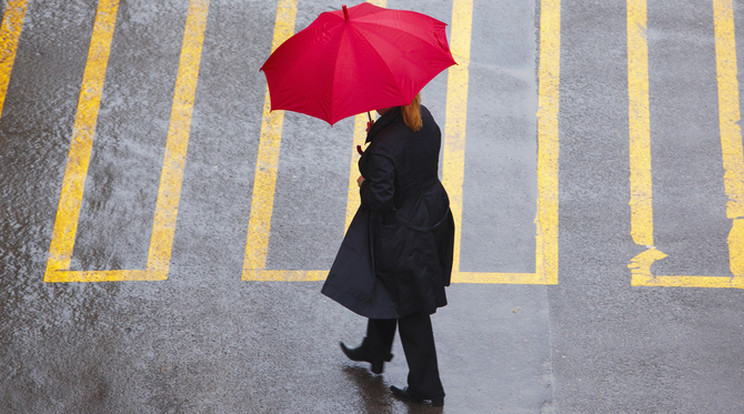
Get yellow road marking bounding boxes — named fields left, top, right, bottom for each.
left=246, top=0, right=561, bottom=284
left=0, top=0, right=27, bottom=118
left=45, top=0, right=120, bottom=280
left=45, top=0, right=209, bottom=282
left=344, top=113, right=368, bottom=231
left=442, top=0, right=473, bottom=279
left=714, top=0, right=744, bottom=279
left=244, top=0, right=387, bottom=282
left=148, top=0, right=209, bottom=277
left=627, top=0, right=744, bottom=289
left=627, top=0, right=654, bottom=247
left=534, top=0, right=561, bottom=285
left=242, top=0, right=301, bottom=281
left=448, top=0, right=560, bottom=284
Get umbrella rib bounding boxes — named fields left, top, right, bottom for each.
left=353, top=20, right=449, bottom=52
left=329, top=26, right=348, bottom=123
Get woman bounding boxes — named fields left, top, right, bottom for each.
left=322, top=93, right=454, bottom=407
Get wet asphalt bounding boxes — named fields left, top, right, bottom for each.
left=2, top=0, right=744, bottom=413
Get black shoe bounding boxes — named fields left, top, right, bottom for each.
left=339, top=341, right=393, bottom=374
left=390, top=385, right=444, bottom=407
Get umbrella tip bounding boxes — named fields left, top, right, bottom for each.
left=342, top=4, right=349, bottom=21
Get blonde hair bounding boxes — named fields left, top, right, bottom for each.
left=401, top=93, right=423, bottom=132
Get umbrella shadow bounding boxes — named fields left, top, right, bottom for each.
left=342, top=365, right=444, bottom=414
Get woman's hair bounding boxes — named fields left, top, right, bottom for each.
left=401, top=93, right=423, bottom=132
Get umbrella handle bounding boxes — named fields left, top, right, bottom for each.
left=367, top=111, right=372, bottom=122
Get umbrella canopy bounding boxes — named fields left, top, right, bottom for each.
left=260, top=3, right=457, bottom=125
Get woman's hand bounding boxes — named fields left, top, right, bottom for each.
left=357, top=175, right=365, bottom=187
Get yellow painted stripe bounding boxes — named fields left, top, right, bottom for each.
left=45, top=0, right=120, bottom=280
left=727, top=218, right=744, bottom=278
left=535, top=0, right=560, bottom=285
left=45, top=270, right=152, bottom=283
left=344, top=0, right=387, bottom=232
left=443, top=0, right=473, bottom=281
left=627, top=0, right=654, bottom=247
left=0, top=0, right=27, bottom=118
left=147, top=0, right=210, bottom=278
left=45, top=0, right=209, bottom=282
left=626, top=0, right=663, bottom=284
left=633, top=274, right=744, bottom=289
left=713, top=0, right=744, bottom=279
left=345, top=113, right=368, bottom=231
left=242, top=0, right=297, bottom=280
left=243, top=270, right=327, bottom=282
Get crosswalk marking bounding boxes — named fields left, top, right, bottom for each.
left=451, top=0, right=560, bottom=284
left=44, top=0, right=209, bottom=282
left=36, top=0, right=560, bottom=284
left=18, top=0, right=743, bottom=286
left=627, top=0, right=744, bottom=289
left=45, top=0, right=122, bottom=281
left=241, top=0, right=303, bottom=281
left=243, top=0, right=561, bottom=284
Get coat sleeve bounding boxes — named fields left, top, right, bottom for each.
left=360, top=153, right=395, bottom=213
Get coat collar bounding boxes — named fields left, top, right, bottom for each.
left=365, top=107, right=402, bottom=143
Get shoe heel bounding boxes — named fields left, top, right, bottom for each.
left=371, top=360, right=384, bottom=374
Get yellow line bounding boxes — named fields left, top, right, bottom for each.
left=0, top=0, right=27, bottom=118
left=242, top=0, right=298, bottom=280
left=634, top=274, right=744, bottom=289
left=626, top=0, right=663, bottom=283
left=147, top=0, right=209, bottom=278
left=45, top=0, right=120, bottom=280
left=345, top=113, right=368, bottom=231
left=713, top=0, right=744, bottom=279
left=627, top=0, right=654, bottom=247
left=443, top=0, right=473, bottom=281
left=243, top=270, right=327, bottom=282
left=535, top=0, right=561, bottom=285
left=45, top=0, right=209, bottom=282
left=45, top=270, right=153, bottom=283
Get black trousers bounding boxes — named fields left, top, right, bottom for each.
left=366, top=313, right=444, bottom=399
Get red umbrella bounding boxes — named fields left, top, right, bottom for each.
left=260, top=3, right=457, bottom=125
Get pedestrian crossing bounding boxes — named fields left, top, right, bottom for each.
left=627, top=0, right=744, bottom=289
left=241, top=0, right=560, bottom=285
left=2, top=0, right=742, bottom=288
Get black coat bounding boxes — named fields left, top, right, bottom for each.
left=322, top=105, right=455, bottom=318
